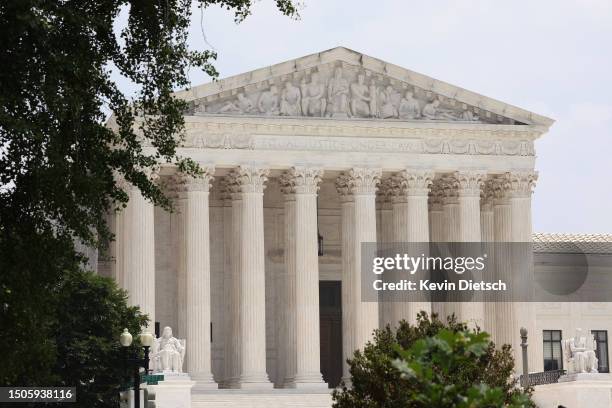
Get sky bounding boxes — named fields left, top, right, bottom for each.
left=149, top=0, right=612, bottom=234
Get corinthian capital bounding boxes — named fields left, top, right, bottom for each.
left=480, top=178, right=496, bottom=210
left=173, top=166, right=216, bottom=194
left=279, top=167, right=324, bottom=195
left=453, top=170, right=486, bottom=197
left=346, top=167, right=382, bottom=195
left=428, top=180, right=445, bottom=210
left=394, top=169, right=434, bottom=197
left=439, top=176, right=459, bottom=204
left=335, top=173, right=353, bottom=202
left=377, top=178, right=395, bottom=204
left=230, top=165, right=270, bottom=193
left=507, top=170, right=538, bottom=198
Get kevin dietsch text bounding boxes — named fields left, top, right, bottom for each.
left=373, top=279, right=507, bottom=292
left=371, top=253, right=507, bottom=292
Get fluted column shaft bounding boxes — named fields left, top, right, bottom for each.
left=377, top=181, right=394, bottom=328
left=429, top=184, right=445, bottom=317
left=223, top=188, right=243, bottom=388
left=280, top=167, right=325, bottom=388
left=233, top=166, right=272, bottom=388
left=221, top=184, right=238, bottom=387
left=454, top=171, right=485, bottom=328
left=389, top=170, right=433, bottom=325
left=440, top=178, right=460, bottom=319
left=345, top=169, right=381, bottom=353
left=177, top=169, right=216, bottom=388
left=338, top=192, right=355, bottom=382
left=481, top=183, right=496, bottom=336
left=123, top=185, right=156, bottom=328
left=508, top=171, right=539, bottom=372
left=280, top=192, right=296, bottom=386
left=492, top=184, right=513, bottom=347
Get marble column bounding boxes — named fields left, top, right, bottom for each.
left=222, top=177, right=243, bottom=388
left=280, top=167, right=326, bottom=388
left=120, top=176, right=156, bottom=328
left=454, top=171, right=485, bottom=328
left=279, top=183, right=296, bottom=387
left=480, top=181, right=496, bottom=336
left=440, top=176, right=460, bottom=320
left=491, top=175, right=513, bottom=347
left=344, top=168, right=381, bottom=355
left=490, top=173, right=538, bottom=372
left=389, top=170, right=433, bottom=325
left=428, top=181, right=445, bottom=318
left=233, top=166, right=272, bottom=388
left=508, top=171, right=540, bottom=372
left=377, top=179, right=394, bottom=328
left=336, top=176, right=355, bottom=383
left=176, top=168, right=216, bottom=389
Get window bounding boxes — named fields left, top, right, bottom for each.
left=543, top=330, right=563, bottom=371
left=592, top=330, right=609, bottom=373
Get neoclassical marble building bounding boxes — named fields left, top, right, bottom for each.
left=103, top=47, right=612, bottom=405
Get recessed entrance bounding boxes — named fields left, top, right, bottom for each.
left=319, top=280, right=343, bottom=388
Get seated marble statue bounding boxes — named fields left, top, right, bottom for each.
left=398, top=91, right=421, bottom=119
left=150, top=326, right=186, bottom=373
left=379, top=86, right=400, bottom=119
left=562, top=328, right=598, bottom=374
left=258, top=85, right=279, bottom=115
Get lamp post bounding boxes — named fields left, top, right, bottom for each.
left=520, top=327, right=529, bottom=387
left=120, top=328, right=154, bottom=408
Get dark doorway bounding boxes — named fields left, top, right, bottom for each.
left=320, top=280, right=342, bottom=388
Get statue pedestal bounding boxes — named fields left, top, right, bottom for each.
left=148, top=372, right=195, bottom=408
left=533, top=373, right=612, bottom=408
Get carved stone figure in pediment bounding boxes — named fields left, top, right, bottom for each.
left=327, top=66, right=350, bottom=118
left=258, top=85, right=279, bottom=115
left=300, top=73, right=326, bottom=117
left=422, top=99, right=458, bottom=120
left=350, top=73, right=371, bottom=118
left=279, top=82, right=302, bottom=116
left=460, top=107, right=479, bottom=122
left=380, top=85, right=400, bottom=119
left=398, top=91, right=421, bottom=119
left=217, top=92, right=254, bottom=114
left=368, top=80, right=379, bottom=118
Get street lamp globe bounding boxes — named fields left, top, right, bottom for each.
left=120, top=328, right=133, bottom=347
left=140, top=330, right=154, bottom=347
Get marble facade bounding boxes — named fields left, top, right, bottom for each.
left=102, top=48, right=612, bottom=406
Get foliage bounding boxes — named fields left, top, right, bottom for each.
left=52, top=269, right=147, bottom=407
left=0, top=0, right=297, bottom=393
left=332, top=312, right=534, bottom=408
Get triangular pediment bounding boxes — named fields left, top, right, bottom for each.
left=176, top=47, right=553, bottom=128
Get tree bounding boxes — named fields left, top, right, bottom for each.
left=0, top=0, right=298, bottom=387
left=332, top=312, right=534, bottom=408
left=53, top=269, right=147, bottom=408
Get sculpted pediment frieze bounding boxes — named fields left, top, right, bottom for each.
left=184, top=59, right=530, bottom=125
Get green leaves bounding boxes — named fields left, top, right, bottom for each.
left=0, top=0, right=298, bottom=399
left=333, top=313, right=534, bottom=408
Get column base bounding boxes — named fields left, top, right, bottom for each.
left=222, top=377, right=240, bottom=389
left=285, top=373, right=327, bottom=389
left=191, top=372, right=218, bottom=390
left=235, top=373, right=273, bottom=389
